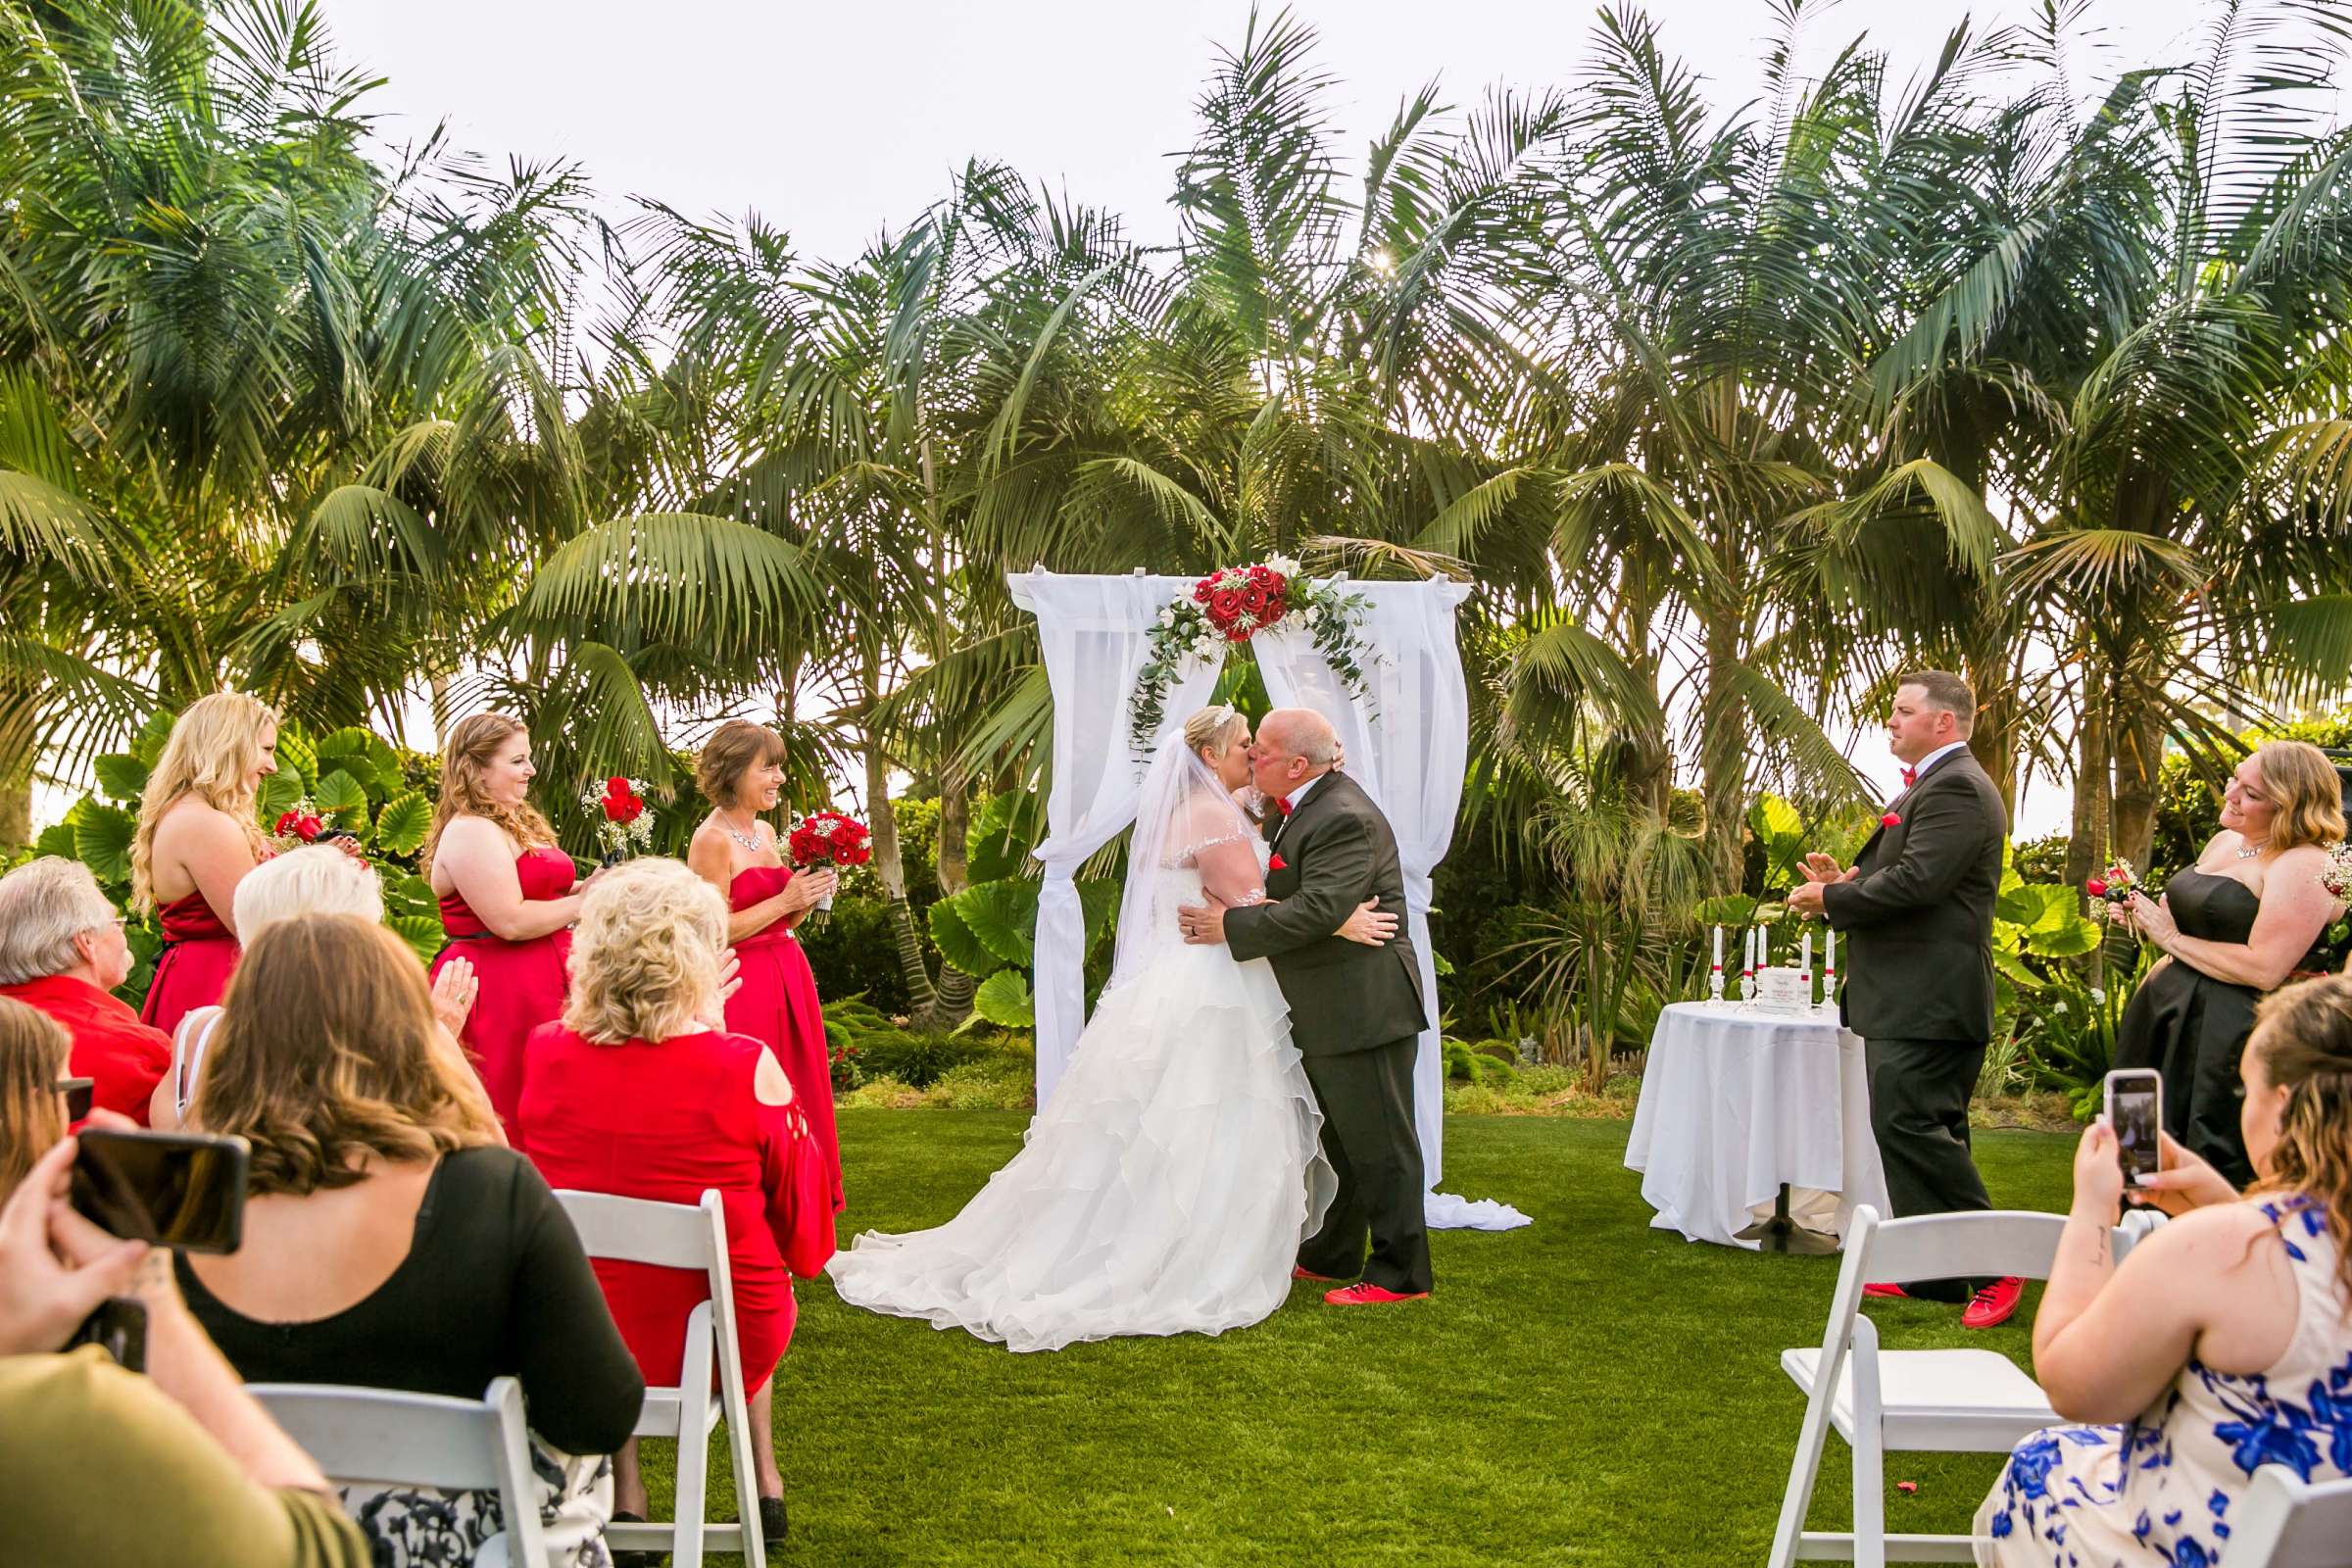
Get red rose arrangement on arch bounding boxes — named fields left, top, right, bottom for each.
left=580, top=776, right=655, bottom=863
left=1130, top=556, right=1376, bottom=756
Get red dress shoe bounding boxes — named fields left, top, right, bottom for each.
left=1325, top=1282, right=1429, bottom=1305
left=1861, top=1282, right=1910, bottom=1299
left=1293, top=1266, right=1346, bottom=1283
left=1961, top=1276, right=2025, bottom=1330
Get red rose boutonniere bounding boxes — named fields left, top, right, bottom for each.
left=1881, top=811, right=1903, bottom=828
left=1268, top=853, right=1288, bottom=872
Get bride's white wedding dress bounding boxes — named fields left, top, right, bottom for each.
left=825, top=740, right=1332, bottom=1352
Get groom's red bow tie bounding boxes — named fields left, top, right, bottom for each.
left=1899, top=765, right=1918, bottom=787
left=1273, top=796, right=1294, bottom=816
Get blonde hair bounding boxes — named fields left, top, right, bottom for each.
left=0, top=998, right=70, bottom=1201
left=1184, top=705, right=1248, bottom=757
left=232, top=844, right=384, bottom=936
left=196, top=916, right=498, bottom=1196
left=130, top=693, right=279, bottom=914
left=2248, top=741, right=2348, bottom=854
left=563, top=858, right=728, bottom=1046
left=2248, top=975, right=2352, bottom=1304
left=696, top=720, right=786, bottom=809
left=421, top=713, right=558, bottom=871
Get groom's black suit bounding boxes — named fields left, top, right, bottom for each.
left=1224, top=769, right=1434, bottom=1295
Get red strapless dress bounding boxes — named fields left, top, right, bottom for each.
left=141, top=891, right=241, bottom=1037
left=431, top=845, right=575, bottom=1130
left=723, top=866, right=843, bottom=1213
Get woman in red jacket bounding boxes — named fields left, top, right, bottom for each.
left=517, top=858, right=833, bottom=1545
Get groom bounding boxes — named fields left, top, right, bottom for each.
left=1178, top=708, right=1435, bottom=1305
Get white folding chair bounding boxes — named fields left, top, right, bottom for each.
left=1767, top=1206, right=2139, bottom=1568
left=2230, top=1463, right=2352, bottom=1567
left=248, top=1377, right=550, bottom=1568
left=556, top=1188, right=763, bottom=1567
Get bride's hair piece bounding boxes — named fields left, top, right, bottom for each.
left=1184, top=705, right=1247, bottom=755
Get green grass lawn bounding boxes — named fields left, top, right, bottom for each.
left=649, top=1107, right=2075, bottom=1566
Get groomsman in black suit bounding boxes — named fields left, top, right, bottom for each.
left=1787, top=671, right=2022, bottom=1328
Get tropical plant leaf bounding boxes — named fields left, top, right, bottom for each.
left=92, top=754, right=149, bottom=803
left=950, top=878, right=1040, bottom=969
left=73, top=800, right=136, bottom=885
left=312, top=769, right=367, bottom=819
left=388, top=914, right=448, bottom=964
left=927, top=897, right=1004, bottom=979
left=971, top=968, right=1036, bottom=1029
left=373, top=794, right=432, bottom=856
left=256, top=772, right=307, bottom=821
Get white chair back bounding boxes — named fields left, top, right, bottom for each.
left=2230, top=1464, right=2352, bottom=1567
left=249, top=1377, right=550, bottom=1568
left=555, top=1188, right=763, bottom=1568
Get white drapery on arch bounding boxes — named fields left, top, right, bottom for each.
left=1008, top=567, right=1529, bottom=1231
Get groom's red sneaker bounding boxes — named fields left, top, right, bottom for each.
left=1962, top=1276, right=2026, bottom=1330
left=1325, top=1282, right=1428, bottom=1305
left=1293, top=1266, right=1346, bottom=1283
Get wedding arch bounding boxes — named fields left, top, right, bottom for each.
left=1009, top=565, right=1529, bottom=1231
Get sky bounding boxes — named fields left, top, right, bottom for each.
left=78, top=0, right=2293, bottom=840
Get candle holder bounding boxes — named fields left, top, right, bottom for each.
left=1708, top=962, right=1726, bottom=1002
left=1739, top=969, right=1757, bottom=1003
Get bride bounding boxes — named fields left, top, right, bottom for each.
left=825, top=705, right=1395, bottom=1351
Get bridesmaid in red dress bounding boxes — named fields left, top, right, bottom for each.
left=517, top=858, right=834, bottom=1544
left=131, top=693, right=281, bottom=1037
left=686, top=721, right=842, bottom=1212
left=422, top=714, right=586, bottom=1131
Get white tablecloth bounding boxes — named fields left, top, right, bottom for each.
left=1622, top=1001, right=1890, bottom=1250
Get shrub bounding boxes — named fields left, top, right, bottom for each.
left=927, top=1056, right=1035, bottom=1111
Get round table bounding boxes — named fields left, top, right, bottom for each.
left=1622, top=1000, right=1891, bottom=1250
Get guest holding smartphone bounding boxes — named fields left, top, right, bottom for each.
left=1973, top=974, right=2352, bottom=1565
left=2110, top=741, right=2344, bottom=1187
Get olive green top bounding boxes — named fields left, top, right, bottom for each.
left=0, top=1347, right=370, bottom=1568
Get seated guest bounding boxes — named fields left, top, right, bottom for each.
left=180, top=915, right=642, bottom=1565
left=0, top=1135, right=372, bottom=1568
left=518, top=858, right=835, bottom=1545
left=0, top=998, right=72, bottom=1197
left=2112, top=740, right=2345, bottom=1186
left=149, top=844, right=481, bottom=1132
left=1976, top=974, right=2352, bottom=1565
left=0, top=857, right=172, bottom=1122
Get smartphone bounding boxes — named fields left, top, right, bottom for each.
left=2105, top=1068, right=2163, bottom=1189
left=65, top=1297, right=147, bottom=1372
left=57, top=1076, right=94, bottom=1122
left=70, top=1129, right=250, bottom=1253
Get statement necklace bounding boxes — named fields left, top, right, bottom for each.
left=2234, top=840, right=2268, bottom=861
left=719, top=815, right=764, bottom=854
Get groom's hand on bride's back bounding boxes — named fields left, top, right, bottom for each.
left=1339, top=898, right=1396, bottom=946
left=1177, top=897, right=1227, bottom=945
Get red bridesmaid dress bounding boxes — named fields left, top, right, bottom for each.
left=516, top=1024, right=836, bottom=1392
left=724, top=866, right=844, bottom=1213
left=430, top=845, right=576, bottom=1130
left=141, top=889, right=243, bottom=1038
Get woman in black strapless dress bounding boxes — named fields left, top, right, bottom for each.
left=2112, top=742, right=2347, bottom=1186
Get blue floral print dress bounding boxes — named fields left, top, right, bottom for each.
left=1975, top=1197, right=2352, bottom=1566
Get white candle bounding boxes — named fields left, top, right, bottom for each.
left=1755, top=923, right=1768, bottom=969
left=1799, top=930, right=1812, bottom=992
left=1825, top=926, right=1836, bottom=976
left=1740, top=926, right=1754, bottom=975
left=1711, top=924, right=1724, bottom=973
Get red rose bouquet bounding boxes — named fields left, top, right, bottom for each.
left=2085, top=859, right=2143, bottom=921
left=272, top=798, right=325, bottom=847
left=788, top=810, right=872, bottom=912
left=1193, top=563, right=1291, bottom=641
left=2319, top=841, right=2352, bottom=902
left=580, top=776, right=654, bottom=863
